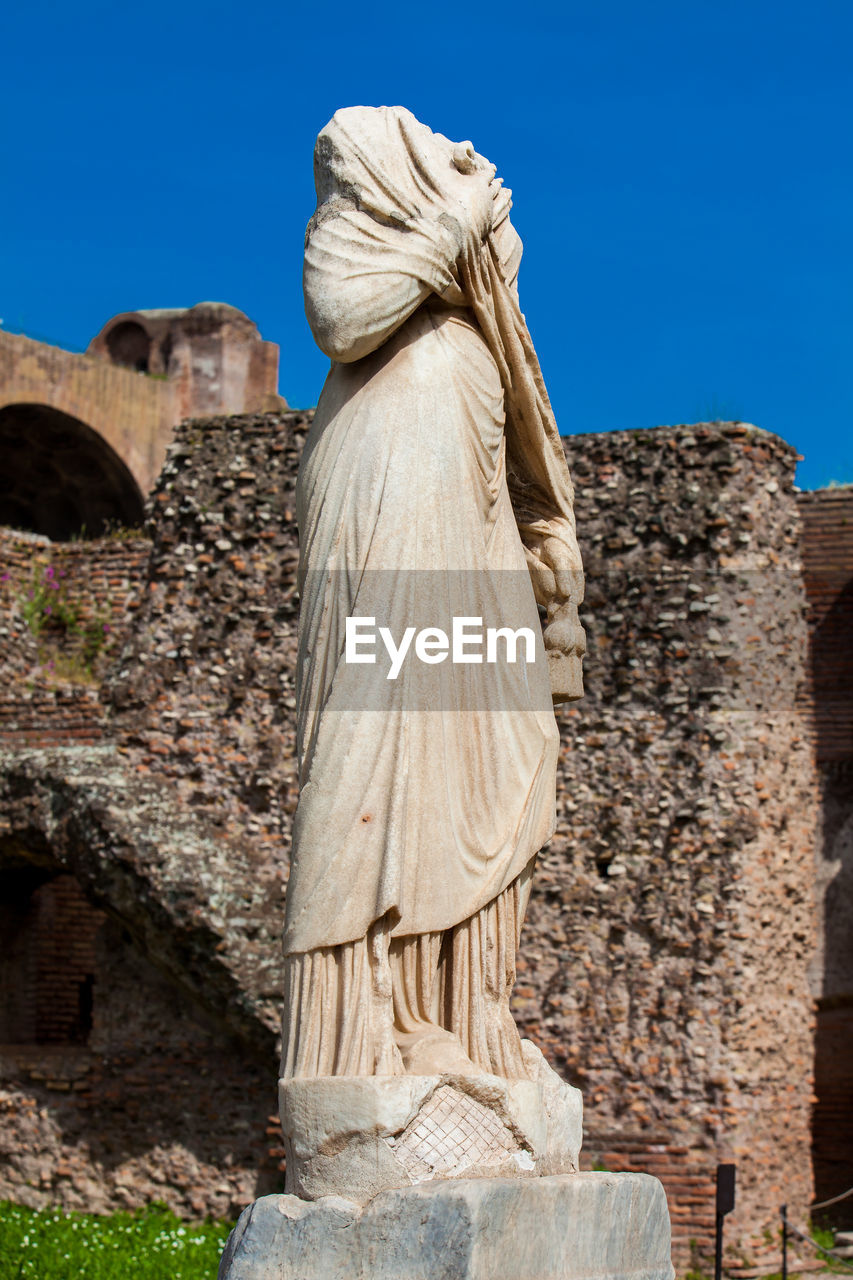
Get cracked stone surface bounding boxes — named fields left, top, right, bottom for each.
left=218, top=1172, right=675, bottom=1280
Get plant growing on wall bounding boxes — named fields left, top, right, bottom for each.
left=17, top=561, right=113, bottom=680
left=20, top=563, right=78, bottom=636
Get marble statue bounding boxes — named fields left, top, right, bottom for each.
left=282, top=104, right=585, bottom=1091
left=219, top=107, right=674, bottom=1280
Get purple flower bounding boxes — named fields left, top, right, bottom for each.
left=45, top=605, right=52, bottom=615
left=45, top=566, right=55, bottom=579
left=103, top=623, right=111, bottom=633
left=0, top=573, right=9, bottom=582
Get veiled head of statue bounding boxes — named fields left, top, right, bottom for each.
left=315, top=107, right=474, bottom=218
left=312, top=105, right=521, bottom=287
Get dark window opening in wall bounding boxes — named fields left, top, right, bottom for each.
left=105, top=321, right=151, bottom=373
left=0, top=869, right=106, bottom=1046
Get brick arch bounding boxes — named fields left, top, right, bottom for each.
left=0, top=402, right=145, bottom=540
left=0, top=329, right=176, bottom=498
left=0, top=756, right=278, bottom=1060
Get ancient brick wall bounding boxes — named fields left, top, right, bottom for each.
left=0, top=527, right=149, bottom=636
left=0, top=687, right=105, bottom=749
left=0, top=415, right=308, bottom=1227
left=0, top=413, right=828, bottom=1262
left=799, top=488, right=853, bottom=1222
left=799, top=488, right=853, bottom=762
left=0, top=899, right=282, bottom=1219
left=0, top=527, right=150, bottom=745
left=509, top=424, right=818, bottom=1258
left=87, top=303, right=285, bottom=424
left=102, top=411, right=307, bottom=908
left=0, top=874, right=102, bottom=1044
left=812, top=985, right=853, bottom=1227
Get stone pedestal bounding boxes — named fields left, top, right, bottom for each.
left=218, top=1171, right=675, bottom=1280
left=224, top=1047, right=672, bottom=1278
left=280, top=1049, right=582, bottom=1203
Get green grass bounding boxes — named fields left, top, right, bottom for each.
left=0, top=1201, right=234, bottom=1279
left=731, top=1222, right=852, bottom=1280
left=808, top=1221, right=852, bottom=1272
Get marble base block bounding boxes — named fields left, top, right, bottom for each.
left=279, top=1041, right=583, bottom=1203
left=218, top=1171, right=675, bottom=1280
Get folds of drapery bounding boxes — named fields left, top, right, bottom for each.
left=286, top=107, right=584, bottom=955
left=304, top=104, right=583, bottom=608
left=457, top=236, right=584, bottom=604
left=281, top=107, right=582, bottom=1082
left=281, top=863, right=533, bottom=1080
left=287, top=282, right=558, bottom=952
left=303, top=204, right=465, bottom=364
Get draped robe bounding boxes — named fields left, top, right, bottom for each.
left=281, top=107, right=583, bottom=1080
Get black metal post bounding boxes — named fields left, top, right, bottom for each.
left=715, top=1164, right=736, bottom=1280
left=781, top=1204, right=788, bottom=1280
left=715, top=1211, right=724, bottom=1280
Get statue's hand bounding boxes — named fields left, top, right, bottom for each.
left=529, top=534, right=586, bottom=703
left=525, top=534, right=584, bottom=610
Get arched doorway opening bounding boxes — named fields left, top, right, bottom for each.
left=0, top=403, right=145, bottom=540
left=0, top=865, right=105, bottom=1046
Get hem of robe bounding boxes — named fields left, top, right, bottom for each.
left=281, top=859, right=535, bottom=1081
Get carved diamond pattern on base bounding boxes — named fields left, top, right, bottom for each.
left=387, top=1085, right=519, bottom=1182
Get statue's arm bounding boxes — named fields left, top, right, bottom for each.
left=304, top=209, right=465, bottom=364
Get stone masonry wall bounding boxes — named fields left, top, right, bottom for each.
left=100, top=413, right=815, bottom=1259
left=0, top=414, right=822, bottom=1264
left=102, top=411, right=307, bottom=875
left=0, top=517, right=285, bottom=1219
left=0, top=414, right=308, bottom=1224
left=512, top=424, right=817, bottom=1258
left=0, top=909, right=282, bottom=1219
left=0, top=874, right=103, bottom=1044
left=798, top=488, right=853, bottom=765
left=0, top=527, right=149, bottom=747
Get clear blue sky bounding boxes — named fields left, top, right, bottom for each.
left=2, top=0, right=850, bottom=489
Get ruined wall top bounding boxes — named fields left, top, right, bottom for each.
left=87, top=302, right=286, bottom=424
